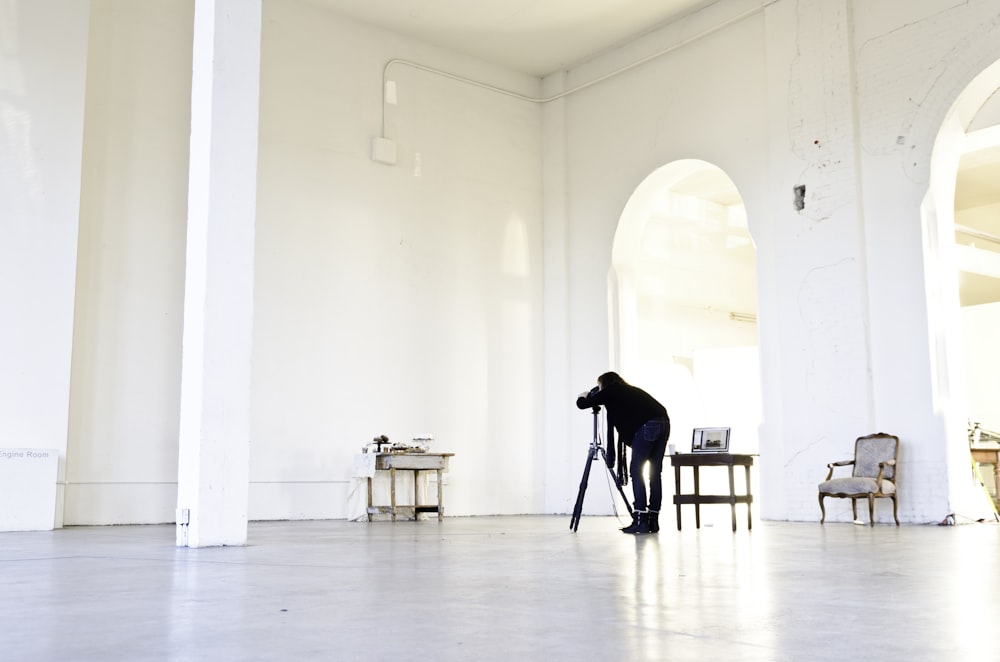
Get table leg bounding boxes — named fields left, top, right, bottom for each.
left=674, top=463, right=682, bottom=531
left=414, top=469, right=420, bottom=520
left=745, top=465, right=753, bottom=530
left=367, top=476, right=373, bottom=522
left=694, top=467, right=701, bottom=529
left=993, top=463, right=999, bottom=508
left=390, top=467, right=397, bottom=522
left=437, top=469, right=444, bottom=521
left=728, top=465, right=737, bottom=532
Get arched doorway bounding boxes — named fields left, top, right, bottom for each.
left=925, top=57, right=1000, bottom=519
left=956, top=83, right=1000, bottom=509
left=609, top=160, right=759, bottom=516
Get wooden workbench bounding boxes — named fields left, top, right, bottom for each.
left=366, top=452, right=453, bottom=521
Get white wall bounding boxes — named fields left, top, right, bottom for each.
left=553, top=0, right=1000, bottom=523
left=963, top=303, right=1000, bottom=433
left=249, top=1, right=544, bottom=518
left=59, top=0, right=546, bottom=522
left=556, top=0, right=775, bottom=515
left=0, top=1, right=90, bottom=526
left=855, top=0, right=1000, bottom=523
left=10, top=0, right=1000, bottom=526
left=65, top=0, right=193, bottom=524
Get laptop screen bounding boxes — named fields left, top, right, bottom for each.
left=692, top=427, right=731, bottom=453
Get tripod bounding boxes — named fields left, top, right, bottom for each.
left=570, top=406, right=633, bottom=531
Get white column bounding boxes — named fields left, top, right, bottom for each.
left=176, top=0, right=261, bottom=548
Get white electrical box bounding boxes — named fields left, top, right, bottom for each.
left=371, top=137, right=397, bottom=165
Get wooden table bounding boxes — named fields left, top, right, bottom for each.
left=366, top=452, right=453, bottom=521
left=971, top=445, right=999, bottom=507
left=670, top=453, right=754, bottom=532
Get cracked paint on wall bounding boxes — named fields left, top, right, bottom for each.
left=796, top=257, right=871, bottom=419
left=787, top=0, right=858, bottom=224
left=857, top=0, right=1000, bottom=184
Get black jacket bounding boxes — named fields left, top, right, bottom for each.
left=576, top=381, right=668, bottom=482
left=576, top=381, right=667, bottom=447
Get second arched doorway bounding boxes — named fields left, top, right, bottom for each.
left=610, top=159, right=760, bottom=467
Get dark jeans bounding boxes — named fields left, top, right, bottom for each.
left=629, top=417, right=670, bottom=511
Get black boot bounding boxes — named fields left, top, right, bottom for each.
left=622, top=510, right=650, bottom=534
left=620, top=510, right=640, bottom=532
left=648, top=510, right=659, bottom=533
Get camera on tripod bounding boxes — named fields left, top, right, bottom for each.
left=569, top=388, right=631, bottom=532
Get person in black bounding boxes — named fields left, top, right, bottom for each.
left=576, top=371, right=670, bottom=534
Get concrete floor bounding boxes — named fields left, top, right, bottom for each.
left=1, top=515, right=998, bottom=661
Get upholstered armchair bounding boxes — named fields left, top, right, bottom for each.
left=818, top=433, right=899, bottom=526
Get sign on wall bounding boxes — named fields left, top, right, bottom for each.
left=0, top=448, right=59, bottom=531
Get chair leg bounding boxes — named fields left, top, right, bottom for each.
left=892, top=495, right=899, bottom=526
left=851, top=498, right=858, bottom=521
left=818, top=493, right=826, bottom=524
left=868, top=495, right=875, bottom=527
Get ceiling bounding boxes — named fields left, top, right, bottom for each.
left=307, top=0, right=717, bottom=77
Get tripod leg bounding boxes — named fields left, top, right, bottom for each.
left=570, top=446, right=598, bottom=531
left=598, top=446, right=633, bottom=516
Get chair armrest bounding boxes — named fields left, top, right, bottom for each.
left=874, top=460, right=896, bottom=490
left=825, top=460, right=854, bottom=481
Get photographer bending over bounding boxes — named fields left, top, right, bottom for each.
left=576, top=371, right=670, bottom=534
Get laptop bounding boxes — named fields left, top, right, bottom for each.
left=691, top=427, right=731, bottom=453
